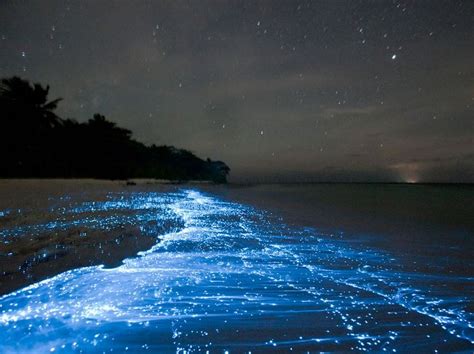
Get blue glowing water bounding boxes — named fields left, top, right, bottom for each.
left=0, top=189, right=473, bottom=352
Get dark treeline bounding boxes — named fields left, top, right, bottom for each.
left=0, top=77, right=230, bottom=182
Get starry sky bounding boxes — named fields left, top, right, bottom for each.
left=1, top=0, right=473, bottom=182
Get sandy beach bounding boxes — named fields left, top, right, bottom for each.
left=0, top=179, right=184, bottom=294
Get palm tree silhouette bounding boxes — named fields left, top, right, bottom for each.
left=0, top=75, right=230, bottom=182
left=0, top=76, right=62, bottom=129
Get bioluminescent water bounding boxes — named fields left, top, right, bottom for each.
left=0, top=189, right=473, bottom=352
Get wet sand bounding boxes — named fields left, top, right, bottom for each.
left=0, top=179, right=184, bottom=295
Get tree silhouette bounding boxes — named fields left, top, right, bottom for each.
left=0, top=76, right=230, bottom=182
left=0, top=76, right=62, bottom=130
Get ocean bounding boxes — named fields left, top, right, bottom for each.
left=0, top=181, right=472, bottom=352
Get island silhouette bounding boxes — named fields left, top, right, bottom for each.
left=0, top=76, right=230, bottom=183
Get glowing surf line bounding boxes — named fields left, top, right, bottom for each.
left=0, top=189, right=472, bottom=352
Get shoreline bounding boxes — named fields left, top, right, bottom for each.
left=1, top=180, right=472, bottom=295
left=0, top=225, right=160, bottom=295
left=1, top=177, right=473, bottom=185
left=0, top=181, right=184, bottom=295
left=0, top=178, right=216, bottom=186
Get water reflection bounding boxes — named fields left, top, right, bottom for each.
left=0, top=190, right=472, bottom=352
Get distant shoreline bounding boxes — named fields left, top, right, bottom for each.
left=0, top=178, right=472, bottom=186
left=0, top=178, right=216, bottom=185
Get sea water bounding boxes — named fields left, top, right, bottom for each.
left=0, top=188, right=473, bottom=352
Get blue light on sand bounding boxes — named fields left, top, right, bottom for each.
left=0, top=190, right=473, bottom=352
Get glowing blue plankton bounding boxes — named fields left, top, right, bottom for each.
left=0, top=190, right=472, bottom=352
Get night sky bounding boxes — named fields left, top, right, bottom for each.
left=1, top=1, right=473, bottom=182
